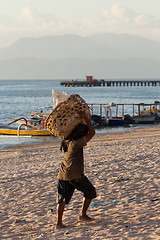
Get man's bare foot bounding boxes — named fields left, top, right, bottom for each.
left=55, top=223, right=66, bottom=229
left=78, top=215, right=94, bottom=222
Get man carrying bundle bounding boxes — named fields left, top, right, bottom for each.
left=55, top=111, right=96, bottom=229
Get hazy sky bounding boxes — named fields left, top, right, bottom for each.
left=1, top=0, right=160, bottom=48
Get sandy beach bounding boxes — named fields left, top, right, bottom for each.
left=0, top=126, right=160, bottom=240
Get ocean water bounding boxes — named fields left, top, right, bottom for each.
left=0, top=79, right=160, bottom=149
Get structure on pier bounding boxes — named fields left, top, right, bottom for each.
left=60, top=76, right=160, bottom=87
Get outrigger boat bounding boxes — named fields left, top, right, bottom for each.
left=146, top=108, right=160, bottom=113
left=0, top=117, right=51, bottom=136
left=0, top=125, right=51, bottom=136
left=0, top=90, right=69, bottom=136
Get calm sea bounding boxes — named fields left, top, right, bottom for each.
left=0, top=79, right=159, bottom=149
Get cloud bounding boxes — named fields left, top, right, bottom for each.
left=1, top=4, right=160, bottom=47
left=18, top=7, right=35, bottom=24
left=103, top=4, right=149, bottom=28
left=103, top=4, right=136, bottom=25
left=111, top=4, right=131, bottom=18
left=135, top=15, right=150, bottom=26
left=101, top=4, right=160, bottom=42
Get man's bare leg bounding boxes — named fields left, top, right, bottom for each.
left=78, top=198, right=94, bottom=221
left=55, top=201, right=66, bottom=229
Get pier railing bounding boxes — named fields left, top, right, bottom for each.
left=88, top=102, right=160, bottom=118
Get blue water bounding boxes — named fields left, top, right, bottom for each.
left=0, top=79, right=159, bottom=149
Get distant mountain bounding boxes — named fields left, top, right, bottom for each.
left=88, top=33, right=160, bottom=61
left=0, top=34, right=118, bottom=60
left=0, top=33, right=160, bottom=79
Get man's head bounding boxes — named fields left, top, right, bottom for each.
left=60, top=123, right=88, bottom=152
left=67, top=123, right=88, bottom=140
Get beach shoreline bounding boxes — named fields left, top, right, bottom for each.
left=1, top=122, right=160, bottom=151
left=0, top=126, right=160, bottom=239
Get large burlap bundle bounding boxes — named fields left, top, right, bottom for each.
left=45, top=94, right=91, bottom=139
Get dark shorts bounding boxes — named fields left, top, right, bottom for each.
left=57, top=175, right=97, bottom=204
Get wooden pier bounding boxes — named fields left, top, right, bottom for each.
left=60, top=80, right=160, bottom=87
